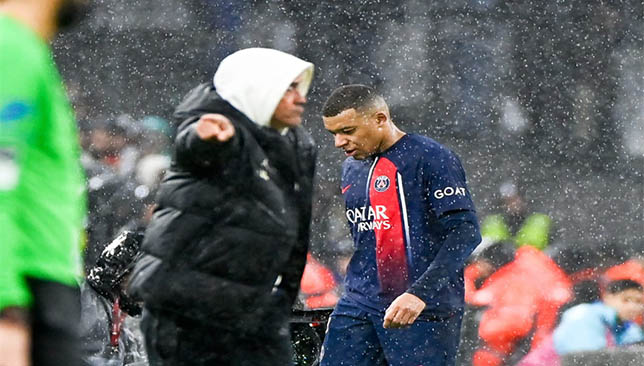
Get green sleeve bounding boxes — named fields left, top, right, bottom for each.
left=480, top=214, right=511, bottom=243
left=0, top=37, right=42, bottom=309
left=515, top=213, right=551, bottom=250
left=0, top=16, right=86, bottom=310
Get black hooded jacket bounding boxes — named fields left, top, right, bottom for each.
left=129, top=83, right=316, bottom=332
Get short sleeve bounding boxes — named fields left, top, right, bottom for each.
left=0, top=30, right=45, bottom=309
left=424, top=148, right=475, bottom=218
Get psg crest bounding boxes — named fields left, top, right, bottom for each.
left=374, top=175, right=390, bottom=192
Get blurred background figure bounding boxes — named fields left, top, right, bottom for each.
left=136, top=115, right=174, bottom=158
left=464, top=241, right=517, bottom=305
left=308, top=179, right=354, bottom=286
left=480, top=180, right=552, bottom=250
left=458, top=241, right=517, bottom=365
left=84, top=115, right=140, bottom=178
left=298, top=254, right=339, bottom=310
left=81, top=231, right=147, bottom=365
left=605, top=253, right=644, bottom=290
left=519, top=279, right=644, bottom=366
left=462, top=238, right=644, bottom=366
left=468, top=245, right=572, bottom=366
left=557, top=279, right=644, bottom=350
left=551, top=245, right=606, bottom=311
left=81, top=114, right=172, bottom=272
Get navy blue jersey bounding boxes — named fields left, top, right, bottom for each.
left=340, top=134, right=477, bottom=315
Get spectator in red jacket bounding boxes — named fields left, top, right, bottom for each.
left=300, top=254, right=339, bottom=309
left=471, top=246, right=572, bottom=366
left=465, top=241, right=516, bottom=305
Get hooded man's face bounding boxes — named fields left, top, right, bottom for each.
left=270, top=75, right=307, bottom=130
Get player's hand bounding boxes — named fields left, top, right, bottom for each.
left=195, top=113, right=235, bottom=142
left=383, top=293, right=426, bottom=329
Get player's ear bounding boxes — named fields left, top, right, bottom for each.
left=375, top=111, right=388, bottom=125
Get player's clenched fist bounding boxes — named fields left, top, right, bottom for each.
left=383, top=292, right=426, bottom=329
left=195, top=113, right=235, bottom=142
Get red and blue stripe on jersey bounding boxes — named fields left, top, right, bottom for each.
left=368, top=156, right=409, bottom=296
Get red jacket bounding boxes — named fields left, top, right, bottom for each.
left=300, top=254, right=339, bottom=309
left=470, top=246, right=572, bottom=366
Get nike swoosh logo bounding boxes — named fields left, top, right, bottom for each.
left=341, top=184, right=352, bottom=194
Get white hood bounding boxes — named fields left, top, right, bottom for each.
left=213, top=48, right=314, bottom=127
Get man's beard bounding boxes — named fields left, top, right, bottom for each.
left=57, top=0, right=90, bottom=30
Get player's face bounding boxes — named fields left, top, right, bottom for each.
left=604, top=289, right=644, bottom=322
left=270, top=75, right=307, bottom=130
left=323, top=108, right=384, bottom=160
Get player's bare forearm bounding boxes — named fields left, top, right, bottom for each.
left=0, top=319, right=30, bottom=366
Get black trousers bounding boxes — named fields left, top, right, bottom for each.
left=141, top=308, right=292, bottom=366
left=24, top=278, right=80, bottom=366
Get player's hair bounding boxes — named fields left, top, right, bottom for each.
left=605, top=279, right=643, bottom=294
left=322, top=84, right=386, bottom=117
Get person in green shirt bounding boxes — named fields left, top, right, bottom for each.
left=0, top=1, right=88, bottom=365
left=480, top=181, right=552, bottom=250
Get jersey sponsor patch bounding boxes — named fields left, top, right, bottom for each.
left=433, top=186, right=467, bottom=199
left=346, top=205, right=390, bottom=224
left=373, top=175, right=390, bottom=192
left=345, top=205, right=394, bottom=232
left=0, top=101, right=34, bottom=123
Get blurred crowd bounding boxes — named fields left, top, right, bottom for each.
left=79, top=114, right=173, bottom=272
left=77, top=114, right=174, bottom=364
left=456, top=183, right=644, bottom=366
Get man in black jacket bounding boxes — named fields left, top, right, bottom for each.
left=128, top=48, right=316, bottom=365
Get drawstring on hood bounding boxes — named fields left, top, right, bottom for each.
left=213, top=48, right=314, bottom=128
